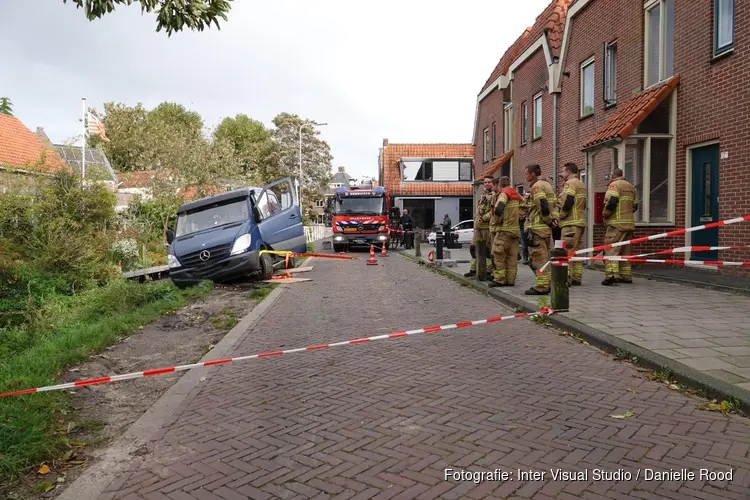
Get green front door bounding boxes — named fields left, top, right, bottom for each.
left=690, top=144, right=720, bottom=260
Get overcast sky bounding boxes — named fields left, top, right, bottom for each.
left=1, top=0, right=550, bottom=180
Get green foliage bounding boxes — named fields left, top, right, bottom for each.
left=214, top=114, right=276, bottom=178
left=0, top=97, right=12, bottom=116
left=0, top=279, right=211, bottom=479
left=62, top=0, right=233, bottom=36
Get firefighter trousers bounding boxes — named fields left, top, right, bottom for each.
left=469, top=228, right=493, bottom=272
left=492, top=231, right=519, bottom=285
left=529, top=229, right=551, bottom=292
left=561, top=225, right=585, bottom=283
left=604, top=226, right=634, bottom=280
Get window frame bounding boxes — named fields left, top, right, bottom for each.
left=400, top=158, right=474, bottom=183
left=503, top=103, right=513, bottom=152
left=482, top=127, right=490, bottom=163
left=644, top=0, right=675, bottom=88
left=580, top=57, right=596, bottom=118
left=714, top=0, right=735, bottom=56
left=532, top=93, right=543, bottom=140
left=521, top=101, right=528, bottom=145
left=603, top=42, right=617, bottom=105
left=491, top=122, right=497, bottom=159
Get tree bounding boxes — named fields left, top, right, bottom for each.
left=270, top=113, right=332, bottom=222
left=213, top=114, right=276, bottom=179
left=97, top=102, right=151, bottom=172
left=62, top=0, right=233, bottom=36
left=0, top=97, right=13, bottom=116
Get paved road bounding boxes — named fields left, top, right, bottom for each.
left=102, top=253, right=749, bottom=499
left=413, top=245, right=750, bottom=394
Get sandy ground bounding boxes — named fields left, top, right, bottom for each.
left=7, top=282, right=273, bottom=499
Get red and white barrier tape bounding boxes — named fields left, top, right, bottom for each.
left=570, top=214, right=750, bottom=256
left=550, top=256, right=750, bottom=268
left=538, top=214, right=750, bottom=275
left=0, top=308, right=556, bottom=399
left=629, top=244, right=750, bottom=259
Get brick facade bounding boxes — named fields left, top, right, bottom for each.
left=472, top=0, right=750, bottom=276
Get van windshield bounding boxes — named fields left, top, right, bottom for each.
left=333, top=196, right=385, bottom=215
left=175, top=198, right=249, bottom=237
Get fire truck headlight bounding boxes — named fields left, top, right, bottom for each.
left=334, top=236, right=344, bottom=242
left=378, top=235, right=387, bottom=241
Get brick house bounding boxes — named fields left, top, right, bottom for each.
left=473, top=0, right=749, bottom=274
left=378, top=139, right=475, bottom=230
left=0, top=114, right=69, bottom=192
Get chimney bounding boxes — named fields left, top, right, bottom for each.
left=338, top=165, right=345, bottom=173
left=35, top=127, right=52, bottom=144
left=382, top=138, right=389, bottom=147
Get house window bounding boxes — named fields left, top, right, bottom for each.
left=715, top=0, right=735, bottom=56
left=483, top=128, right=490, bottom=162
left=503, top=104, right=513, bottom=152
left=604, top=43, right=617, bottom=104
left=491, top=122, right=497, bottom=159
left=645, top=0, right=674, bottom=87
left=315, top=199, right=324, bottom=208
left=402, top=159, right=473, bottom=182
left=533, top=93, right=543, bottom=139
left=623, top=137, right=672, bottom=224
left=581, top=58, right=595, bottom=117
left=521, top=101, right=528, bottom=145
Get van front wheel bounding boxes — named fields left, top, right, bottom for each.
left=259, top=253, right=274, bottom=281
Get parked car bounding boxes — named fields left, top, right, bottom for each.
left=428, top=220, right=474, bottom=245
left=166, top=178, right=306, bottom=289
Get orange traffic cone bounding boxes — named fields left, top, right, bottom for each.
left=380, top=241, right=387, bottom=257
left=366, top=245, right=378, bottom=265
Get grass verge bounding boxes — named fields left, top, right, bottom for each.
left=0, top=278, right=211, bottom=482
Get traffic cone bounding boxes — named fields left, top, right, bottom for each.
left=380, top=241, right=387, bottom=257
left=366, top=245, right=378, bottom=265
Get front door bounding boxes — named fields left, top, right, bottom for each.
left=690, top=144, right=720, bottom=260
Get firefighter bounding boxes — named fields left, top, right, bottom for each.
left=523, top=164, right=558, bottom=295
left=465, top=175, right=495, bottom=279
left=602, top=167, right=638, bottom=286
left=489, top=176, right=522, bottom=287
left=557, top=162, right=587, bottom=285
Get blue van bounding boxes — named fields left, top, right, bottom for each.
left=165, top=178, right=306, bottom=289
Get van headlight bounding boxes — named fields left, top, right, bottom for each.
left=168, top=254, right=181, bottom=269
left=230, top=234, right=252, bottom=255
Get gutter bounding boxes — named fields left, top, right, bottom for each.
left=552, top=92, right=559, bottom=192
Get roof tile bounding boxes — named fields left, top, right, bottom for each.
left=583, top=75, right=680, bottom=149
left=480, top=0, right=574, bottom=94
left=0, top=114, right=68, bottom=174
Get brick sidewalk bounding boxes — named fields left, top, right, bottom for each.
left=101, top=254, right=749, bottom=499
left=410, top=246, right=750, bottom=397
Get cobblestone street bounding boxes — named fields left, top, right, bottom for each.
left=98, top=253, right=749, bottom=499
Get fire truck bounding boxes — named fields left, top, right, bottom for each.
left=326, top=185, right=390, bottom=252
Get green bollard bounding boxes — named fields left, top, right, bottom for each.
left=550, top=239, right=569, bottom=311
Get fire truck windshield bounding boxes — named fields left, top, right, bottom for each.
left=333, top=196, right=385, bottom=215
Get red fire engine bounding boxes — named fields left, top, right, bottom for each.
left=327, top=185, right=390, bottom=252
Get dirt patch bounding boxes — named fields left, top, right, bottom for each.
left=8, top=282, right=275, bottom=499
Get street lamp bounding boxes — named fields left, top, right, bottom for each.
left=298, top=121, right=327, bottom=205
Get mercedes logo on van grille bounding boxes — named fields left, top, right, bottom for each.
left=199, top=250, right=211, bottom=261
left=357, top=224, right=364, bottom=231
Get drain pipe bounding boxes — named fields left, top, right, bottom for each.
left=552, top=92, right=559, bottom=193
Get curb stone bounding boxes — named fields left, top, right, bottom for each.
left=401, top=252, right=750, bottom=412
left=57, top=265, right=301, bottom=500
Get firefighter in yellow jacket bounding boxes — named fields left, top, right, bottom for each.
left=557, top=162, right=587, bottom=285
left=602, top=167, right=638, bottom=286
left=523, top=164, right=558, bottom=295
left=489, top=176, right=523, bottom=287
left=465, top=175, right=495, bottom=279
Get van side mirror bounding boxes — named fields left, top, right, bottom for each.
left=253, top=206, right=262, bottom=222
left=166, top=228, right=174, bottom=244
